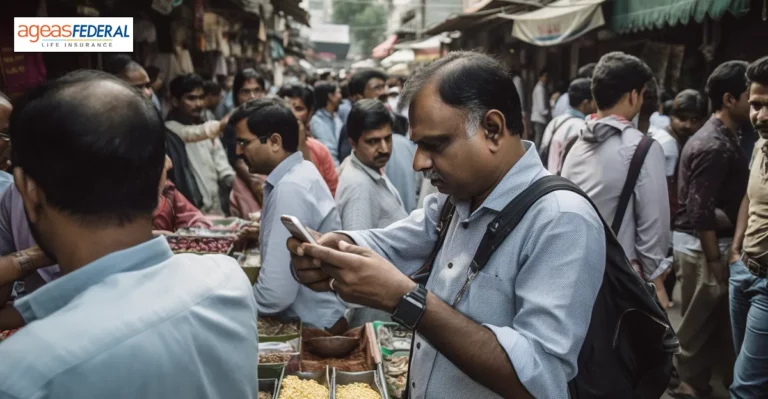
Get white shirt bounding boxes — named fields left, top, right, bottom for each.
left=531, top=81, right=550, bottom=124
left=647, top=125, right=679, bottom=177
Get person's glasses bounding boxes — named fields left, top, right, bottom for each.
left=0, top=133, right=10, bottom=142
left=236, top=136, right=269, bottom=149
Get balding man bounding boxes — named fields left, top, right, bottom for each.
left=0, top=70, right=259, bottom=398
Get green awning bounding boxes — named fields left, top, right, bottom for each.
left=611, top=0, right=751, bottom=33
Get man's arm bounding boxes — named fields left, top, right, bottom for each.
left=0, top=247, right=53, bottom=287
left=633, top=142, right=670, bottom=280
left=166, top=120, right=221, bottom=143
left=730, top=195, right=750, bottom=263
left=212, top=138, right=235, bottom=187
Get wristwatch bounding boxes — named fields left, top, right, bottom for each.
left=391, top=284, right=428, bottom=329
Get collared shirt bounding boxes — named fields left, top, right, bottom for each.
left=0, top=171, right=13, bottom=200
left=675, top=116, right=749, bottom=237
left=336, top=152, right=408, bottom=230
left=562, top=114, right=670, bottom=280
left=540, top=107, right=586, bottom=173
left=338, top=99, right=352, bottom=123
left=255, top=152, right=345, bottom=329
left=647, top=125, right=679, bottom=177
left=385, top=134, right=421, bottom=214
left=344, top=142, right=605, bottom=399
left=0, top=186, right=60, bottom=284
left=0, top=237, right=259, bottom=399
left=531, top=81, right=550, bottom=124
left=309, top=109, right=343, bottom=166
left=744, top=139, right=768, bottom=263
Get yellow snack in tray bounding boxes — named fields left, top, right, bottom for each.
left=278, top=376, right=329, bottom=399
left=335, top=383, right=381, bottom=399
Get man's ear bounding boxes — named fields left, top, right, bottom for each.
left=270, top=133, right=283, bottom=153
left=12, top=167, right=43, bottom=223
left=483, top=110, right=507, bottom=153
left=171, top=97, right=180, bottom=108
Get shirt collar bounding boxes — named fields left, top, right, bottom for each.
left=266, top=152, right=304, bottom=188
left=350, top=152, right=385, bottom=181
left=710, top=115, right=739, bottom=142
left=567, top=107, right=586, bottom=119
left=455, top=141, right=544, bottom=218
left=14, top=236, right=174, bottom=323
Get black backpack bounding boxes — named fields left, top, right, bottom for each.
left=408, top=174, right=678, bottom=398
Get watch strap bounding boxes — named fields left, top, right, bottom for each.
left=392, top=284, right=428, bottom=329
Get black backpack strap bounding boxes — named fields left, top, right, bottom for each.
left=410, top=197, right=456, bottom=285
left=611, top=135, right=654, bottom=235
left=557, top=135, right=579, bottom=176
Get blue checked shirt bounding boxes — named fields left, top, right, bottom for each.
left=344, top=141, right=606, bottom=398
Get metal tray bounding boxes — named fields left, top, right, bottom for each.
left=258, top=379, right=279, bottom=399
left=332, top=369, right=385, bottom=399
left=279, top=367, right=331, bottom=399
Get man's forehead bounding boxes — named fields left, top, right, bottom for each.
left=185, top=88, right=204, bottom=96
left=750, top=82, right=768, bottom=98
left=367, top=78, right=384, bottom=87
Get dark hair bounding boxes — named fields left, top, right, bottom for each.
left=169, top=73, right=204, bottom=99
left=399, top=51, right=524, bottom=135
left=319, top=71, right=331, bottom=81
left=229, top=98, right=299, bottom=153
left=706, top=60, right=748, bottom=110
left=232, top=68, right=266, bottom=106
left=9, top=70, right=165, bottom=224
left=349, top=69, right=388, bottom=97
left=313, top=82, right=338, bottom=110
left=146, top=66, right=161, bottom=84
left=203, top=81, right=222, bottom=96
left=340, top=81, right=350, bottom=99
left=662, top=99, right=674, bottom=116
left=591, top=52, right=654, bottom=110
left=746, top=56, right=768, bottom=88
left=672, top=89, right=708, bottom=118
left=346, top=99, right=392, bottom=142
left=103, top=54, right=143, bottom=77
left=577, top=63, right=597, bottom=79
left=661, top=89, right=676, bottom=103
left=278, top=84, right=315, bottom=112
left=568, top=78, right=592, bottom=109
left=641, top=78, right=659, bottom=116
left=539, top=68, right=549, bottom=78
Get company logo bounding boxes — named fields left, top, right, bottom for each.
left=14, top=17, right=133, bottom=53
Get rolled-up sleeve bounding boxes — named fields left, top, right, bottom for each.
left=485, top=210, right=605, bottom=398
left=343, top=193, right=443, bottom=276
left=634, top=142, right=670, bottom=280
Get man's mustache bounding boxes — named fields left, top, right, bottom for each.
left=423, top=169, right=443, bottom=180
left=375, top=153, right=390, bottom=160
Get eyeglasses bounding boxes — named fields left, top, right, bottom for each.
left=0, top=133, right=9, bottom=142
left=236, top=136, right=269, bottom=149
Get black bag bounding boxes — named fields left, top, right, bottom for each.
left=408, top=174, right=678, bottom=398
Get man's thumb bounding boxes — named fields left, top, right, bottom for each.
left=338, top=240, right=369, bottom=256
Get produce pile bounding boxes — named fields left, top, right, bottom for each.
left=258, top=392, right=271, bottom=399
left=259, top=353, right=295, bottom=364
left=258, top=318, right=300, bottom=336
left=277, top=376, right=328, bottom=399
left=383, top=354, right=409, bottom=399
left=335, top=383, right=381, bottom=399
left=378, top=324, right=412, bottom=352
left=301, top=327, right=373, bottom=372
left=166, top=236, right=233, bottom=254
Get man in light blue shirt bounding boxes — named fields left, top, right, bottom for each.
left=309, top=82, right=344, bottom=165
left=0, top=70, right=259, bottom=398
left=289, top=52, right=606, bottom=398
left=232, top=98, right=345, bottom=330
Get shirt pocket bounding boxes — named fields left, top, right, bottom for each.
left=459, top=271, right=514, bottom=327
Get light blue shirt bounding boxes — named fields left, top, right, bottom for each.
left=309, top=109, right=343, bottom=166
left=385, top=134, right=421, bottom=214
left=0, top=237, right=259, bottom=399
left=553, top=92, right=570, bottom=118
left=338, top=99, right=352, bottom=123
left=256, top=152, right=345, bottom=329
left=0, top=171, right=13, bottom=196
left=345, top=142, right=606, bottom=398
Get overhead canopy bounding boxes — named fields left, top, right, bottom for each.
left=500, top=0, right=606, bottom=46
left=610, top=0, right=750, bottom=34
left=381, top=49, right=415, bottom=67
left=394, top=35, right=444, bottom=51
left=271, top=0, right=310, bottom=26
left=372, top=34, right=398, bottom=59
left=425, top=0, right=534, bottom=36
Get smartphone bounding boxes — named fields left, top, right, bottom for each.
left=280, top=215, right=318, bottom=245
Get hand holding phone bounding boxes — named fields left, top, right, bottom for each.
left=281, top=215, right=318, bottom=245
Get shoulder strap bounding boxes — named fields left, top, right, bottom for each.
left=557, top=135, right=579, bottom=176
left=544, top=115, right=579, bottom=159
left=410, top=197, right=456, bottom=285
left=611, top=135, right=654, bottom=235
left=472, top=175, right=618, bottom=274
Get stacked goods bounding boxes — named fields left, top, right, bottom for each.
left=278, top=375, right=329, bottom=399
left=382, top=353, right=408, bottom=399
left=335, top=383, right=381, bottom=399
left=258, top=318, right=300, bottom=337
left=260, top=353, right=295, bottom=364
left=301, top=327, right=375, bottom=372
left=166, top=236, right=233, bottom=254
left=374, top=323, right=413, bottom=398
left=377, top=324, right=412, bottom=353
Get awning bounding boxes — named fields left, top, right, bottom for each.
left=271, top=0, right=310, bottom=26
left=425, top=0, right=533, bottom=36
left=610, top=0, right=750, bottom=34
left=372, top=34, right=398, bottom=59
left=393, top=35, right=444, bottom=51
left=499, top=0, right=606, bottom=46
left=381, top=49, right=415, bottom=67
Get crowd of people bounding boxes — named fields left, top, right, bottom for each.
left=0, top=47, right=764, bottom=399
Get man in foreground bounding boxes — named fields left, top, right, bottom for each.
left=289, top=52, right=605, bottom=398
left=232, top=99, right=345, bottom=330
left=0, top=70, right=259, bottom=398
left=728, top=54, right=768, bottom=398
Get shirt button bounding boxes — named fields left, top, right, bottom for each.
left=417, top=342, right=421, bottom=349
left=412, top=382, right=416, bottom=389
left=461, top=221, right=469, bottom=229
left=447, top=262, right=453, bottom=269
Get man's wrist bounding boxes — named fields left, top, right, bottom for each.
left=386, top=279, right=418, bottom=314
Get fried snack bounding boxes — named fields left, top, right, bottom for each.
left=335, top=383, right=381, bottom=399
left=259, top=352, right=296, bottom=364
left=258, top=392, right=272, bottom=399
left=278, top=376, right=329, bottom=399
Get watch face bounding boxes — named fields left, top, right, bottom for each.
left=393, top=296, right=425, bottom=329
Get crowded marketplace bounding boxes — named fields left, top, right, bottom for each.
left=0, top=0, right=767, bottom=398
